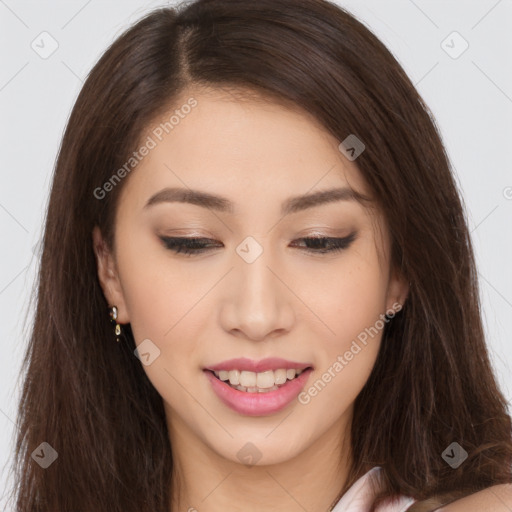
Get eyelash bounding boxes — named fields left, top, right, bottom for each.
left=159, top=233, right=357, bottom=256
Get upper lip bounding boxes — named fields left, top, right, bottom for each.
left=204, top=357, right=313, bottom=373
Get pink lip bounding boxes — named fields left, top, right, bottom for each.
left=204, top=367, right=313, bottom=416
left=204, top=357, right=313, bottom=373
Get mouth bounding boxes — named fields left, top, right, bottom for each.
left=203, top=366, right=314, bottom=416
left=205, top=367, right=313, bottom=393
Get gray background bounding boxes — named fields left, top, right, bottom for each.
left=1, top=0, right=511, bottom=506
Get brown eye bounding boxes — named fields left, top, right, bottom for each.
left=289, top=232, right=357, bottom=254
left=159, top=237, right=222, bottom=256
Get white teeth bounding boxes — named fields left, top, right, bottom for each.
left=274, top=369, right=287, bottom=385
left=212, top=367, right=308, bottom=391
left=256, top=370, right=275, bottom=389
left=259, top=385, right=279, bottom=392
left=240, top=371, right=257, bottom=388
left=228, top=369, right=240, bottom=386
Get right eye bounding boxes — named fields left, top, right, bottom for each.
left=159, top=237, right=222, bottom=256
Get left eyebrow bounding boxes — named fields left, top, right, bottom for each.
left=143, top=186, right=371, bottom=216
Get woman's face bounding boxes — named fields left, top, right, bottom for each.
left=94, top=87, right=408, bottom=466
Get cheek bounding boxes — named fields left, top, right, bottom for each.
left=304, top=244, right=389, bottom=347
left=295, top=245, right=388, bottom=413
left=115, top=240, right=207, bottom=411
left=115, top=232, right=203, bottom=355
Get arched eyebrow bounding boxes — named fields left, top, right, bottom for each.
left=143, top=186, right=371, bottom=216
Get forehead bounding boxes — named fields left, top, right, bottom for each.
left=120, top=86, right=373, bottom=213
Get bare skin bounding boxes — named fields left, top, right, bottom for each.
left=93, top=86, right=409, bottom=512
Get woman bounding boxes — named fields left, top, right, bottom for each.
left=9, top=0, right=512, bottom=510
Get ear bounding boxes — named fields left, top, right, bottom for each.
left=385, top=265, right=410, bottom=314
left=92, top=226, right=130, bottom=324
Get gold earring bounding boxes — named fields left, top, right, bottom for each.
left=109, top=305, right=122, bottom=343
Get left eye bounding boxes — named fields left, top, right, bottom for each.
left=159, top=233, right=356, bottom=256
left=290, top=233, right=356, bottom=254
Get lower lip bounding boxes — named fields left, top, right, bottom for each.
left=204, top=368, right=313, bottom=416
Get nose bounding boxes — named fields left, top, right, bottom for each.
left=218, top=245, right=295, bottom=342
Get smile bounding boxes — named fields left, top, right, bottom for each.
left=212, top=368, right=306, bottom=392
left=204, top=367, right=313, bottom=416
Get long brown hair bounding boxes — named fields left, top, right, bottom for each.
left=8, top=0, right=512, bottom=510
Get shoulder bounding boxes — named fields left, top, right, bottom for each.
left=436, top=483, right=512, bottom=511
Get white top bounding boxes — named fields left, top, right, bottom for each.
left=332, top=466, right=416, bottom=512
